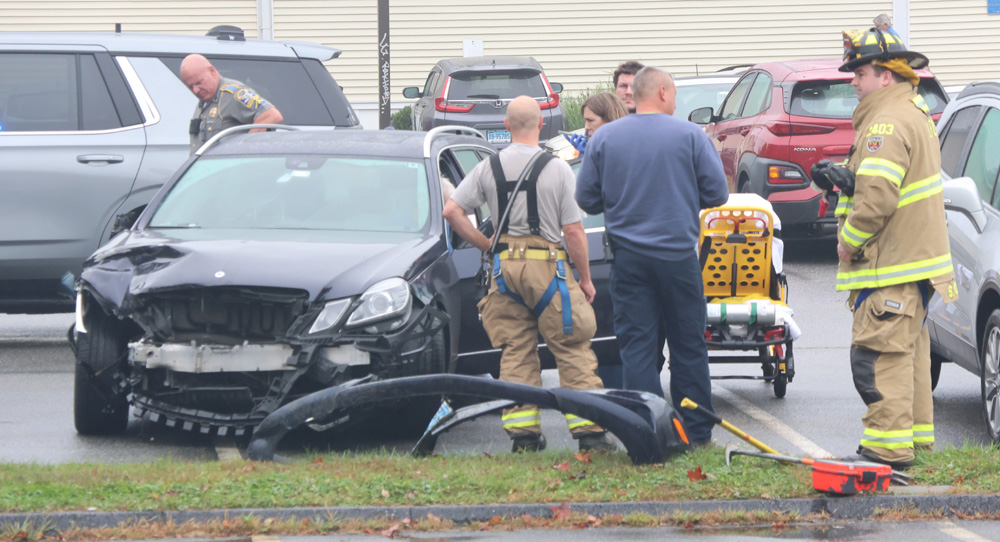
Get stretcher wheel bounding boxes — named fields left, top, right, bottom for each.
left=773, top=372, right=787, bottom=398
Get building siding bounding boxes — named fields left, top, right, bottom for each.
left=3, top=0, right=996, bottom=105
left=0, top=1, right=257, bottom=36
left=909, top=0, right=1000, bottom=86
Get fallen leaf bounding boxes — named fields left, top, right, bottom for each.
left=552, top=461, right=571, bottom=471
left=482, top=452, right=494, bottom=458
left=574, top=451, right=592, bottom=463
left=381, top=488, right=391, bottom=498
left=91, top=467, right=99, bottom=476
left=614, top=488, right=627, bottom=495
left=550, top=502, right=572, bottom=521
left=311, top=457, right=323, bottom=464
left=406, top=491, right=416, bottom=499
left=586, top=514, right=601, bottom=527
left=546, top=478, right=562, bottom=489
left=164, top=490, right=180, bottom=497
left=687, top=465, right=708, bottom=481
left=568, top=472, right=587, bottom=480
left=380, top=523, right=400, bottom=538
left=242, top=463, right=256, bottom=473
left=489, top=516, right=502, bottom=525
left=426, top=513, right=441, bottom=524
left=401, top=518, right=412, bottom=525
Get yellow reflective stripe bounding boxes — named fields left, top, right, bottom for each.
left=864, top=428, right=913, bottom=439
left=502, top=409, right=541, bottom=429
left=912, top=95, right=930, bottom=113
left=861, top=427, right=913, bottom=449
left=857, top=157, right=905, bottom=187
left=913, top=422, right=935, bottom=444
left=898, top=173, right=943, bottom=208
left=834, top=195, right=853, bottom=217
left=836, top=253, right=954, bottom=290
left=841, top=219, right=873, bottom=248
left=861, top=439, right=914, bottom=449
left=564, top=413, right=596, bottom=429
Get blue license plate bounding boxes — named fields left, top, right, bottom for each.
left=487, top=130, right=511, bottom=144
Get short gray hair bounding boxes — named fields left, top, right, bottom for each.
left=632, top=66, right=674, bottom=102
left=873, top=13, right=892, bottom=26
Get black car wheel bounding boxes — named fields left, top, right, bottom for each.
left=980, top=310, right=1000, bottom=444
left=74, top=316, right=130, bottom=435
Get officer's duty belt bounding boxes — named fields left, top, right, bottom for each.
left=498, top=248, right=567, bottom=261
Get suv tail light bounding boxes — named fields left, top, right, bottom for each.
left=539, top=93, right=560, bottom=110
left=539, top=73, right=560, bottom=110
left=435, top=76, right=475, bottom=113
left=766, top=122, right=836, bottom=136
left=434, top=97, right=474, bottom=113
left=768, top=165, right=805, bottom=184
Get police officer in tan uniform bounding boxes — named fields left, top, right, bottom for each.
left=813, top=28, right=958, bottom=468
left=443, top=96, right=615, bottom=453
left=180, top=54, right=283, bottom=153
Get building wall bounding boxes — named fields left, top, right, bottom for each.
left=909, top=0, right=1000, bottom=87
left=0, top=0, right=257, bottom=36
left=3, top=0, right=998, bottom=114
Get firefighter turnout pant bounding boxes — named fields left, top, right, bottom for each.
left=850, top=281, right=931, bottom=464
left=477, top=235, right=606, bottom=439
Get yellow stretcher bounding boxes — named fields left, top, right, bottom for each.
left=698, top=194, right=801, bottom=398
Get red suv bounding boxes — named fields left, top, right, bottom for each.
left=690, top=58, right=948, bottom=238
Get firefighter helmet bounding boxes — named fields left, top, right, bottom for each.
left=839, top=27, right=928, bottom=72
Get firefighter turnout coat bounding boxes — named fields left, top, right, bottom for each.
left=836, top=82, right=956, bottom=300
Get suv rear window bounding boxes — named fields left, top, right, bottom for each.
left=790, top=79, right=948, bottom=119
left=447, top=69, right=545, bottom=100
left=161, top=56, right=358, bottom=127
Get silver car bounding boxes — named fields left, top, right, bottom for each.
left=928, top=81, right=1000, bottom=443
left=0, top=26, right=359, bottom=313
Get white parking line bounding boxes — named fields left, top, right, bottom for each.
left=712, top=386, right=833, bottom=459
left=252, top=536, right=282, bottom=542
left=939, top=521, right=992, bottom=542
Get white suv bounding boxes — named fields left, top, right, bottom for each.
left=0, top=26, right=359, bottom=313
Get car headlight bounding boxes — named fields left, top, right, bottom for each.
left=308, top=298, right=351, bottom=334
left=346, top=277, right=411, bottom=328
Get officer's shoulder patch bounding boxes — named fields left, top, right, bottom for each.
left=866, top=135, right=883, bottom=153
left=233, top=87, right=263, bottom=110
left=220, top=84, right=240, bottom=94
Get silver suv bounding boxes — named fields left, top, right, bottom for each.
left=402, top=56, right=565, bottom=147
left=0, top=27, right=359, bottom=313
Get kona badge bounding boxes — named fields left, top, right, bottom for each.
left=866, top=135, right=883, bottom=153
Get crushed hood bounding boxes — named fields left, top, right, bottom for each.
left=81, top=229, right=443, bottom=313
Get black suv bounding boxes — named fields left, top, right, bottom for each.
left=402, top=56, right=565, bottom=147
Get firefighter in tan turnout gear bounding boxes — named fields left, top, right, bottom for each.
left=812, top=28, right=958, bottom=469
left=443, top=96, right=616, bottom=454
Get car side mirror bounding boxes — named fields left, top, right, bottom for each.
left=550, top=82, right=564, bottom=94
left=110, top=206, right=145, bottom=237
left=402, top=87, right=421, bottom=99
left=943, top=176, right=987, bottom=234
left=689, top=107, right=715, bottom=125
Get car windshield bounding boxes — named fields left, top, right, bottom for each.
left=791, top=79, right=948, bottom=119
left=447, top=69, right=546, bottom=100
left=149, top=155, right=431, bottom=233
left=675, top=82, right=735, bottom=122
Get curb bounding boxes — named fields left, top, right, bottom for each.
left=3, top=494, right=999, bottom=530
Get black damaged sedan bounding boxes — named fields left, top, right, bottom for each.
left=72, top=126, right=620, bottom=437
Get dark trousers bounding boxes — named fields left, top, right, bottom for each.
left=609, top=247, right=714, bottom=443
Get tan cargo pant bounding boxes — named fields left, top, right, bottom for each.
left=849, top=281, right=930, bottom=463
left=477, top=235, right=605, bottom=438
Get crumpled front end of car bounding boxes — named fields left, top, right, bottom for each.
left=76, top=254, right=449, bottom=436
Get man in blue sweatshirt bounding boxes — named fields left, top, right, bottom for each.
left=575, top=66, right=729, bottom=445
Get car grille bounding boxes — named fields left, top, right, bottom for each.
left=138, top=287, right=309, bottom=344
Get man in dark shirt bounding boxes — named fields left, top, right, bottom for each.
left=576, top=66, right=729, bottom=445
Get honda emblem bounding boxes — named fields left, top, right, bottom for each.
left=494, top=100, right=504, bottom=109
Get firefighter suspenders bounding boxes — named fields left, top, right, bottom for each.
left=488, top=153, right=574, bottom=334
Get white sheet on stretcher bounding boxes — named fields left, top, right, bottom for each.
left=722, top=193, right=784, bottom=274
